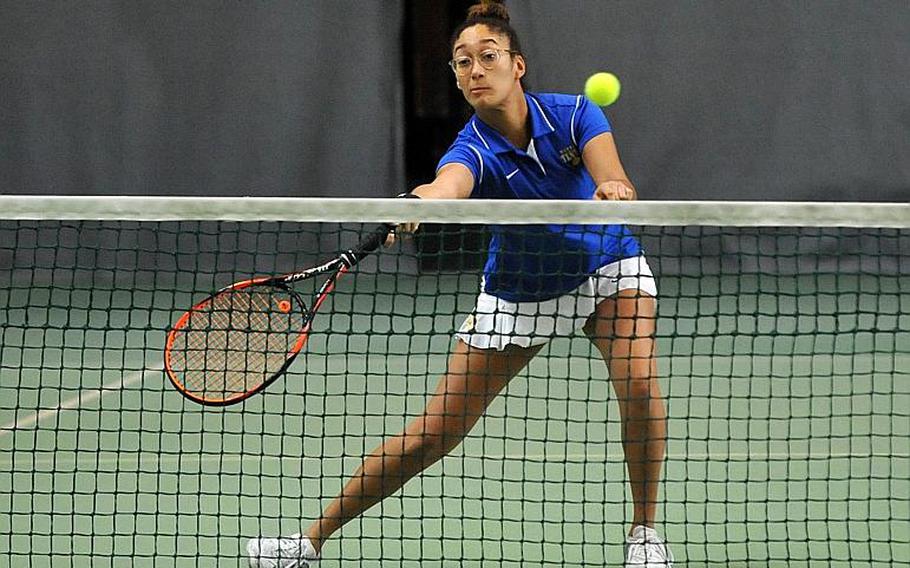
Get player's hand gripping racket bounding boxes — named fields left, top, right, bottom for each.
left=164, top=224, right=392, bottom=405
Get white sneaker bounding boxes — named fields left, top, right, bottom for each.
left=247, top=533, right=319, bottom=568
left=624, top=525, right=674, bottom=567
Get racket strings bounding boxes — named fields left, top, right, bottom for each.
left=169, top=286, right=304, bottom=401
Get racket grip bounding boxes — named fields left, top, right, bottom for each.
left=343, top=224, right=394, bottom=266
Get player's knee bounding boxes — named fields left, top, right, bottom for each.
left=626, top=377, right=653, bottom=402
left=616, top=372, right=656, bottom=404
left=404, top=419, right=467, bottom=461
left=415, top=432, right=464, bottom=463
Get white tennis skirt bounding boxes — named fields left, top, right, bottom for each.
left=455, top=256, right=658, bottom=350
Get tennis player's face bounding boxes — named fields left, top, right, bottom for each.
left=452, top=25, right=525, bottom=109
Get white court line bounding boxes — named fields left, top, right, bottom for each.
left=2, top=450, right=906, bottom=469
left=0, top=364, right=162, bottom=435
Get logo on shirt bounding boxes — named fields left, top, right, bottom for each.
left=559, top=145, right=581, bottom=167
left=459, top=313, right=476, bottom=333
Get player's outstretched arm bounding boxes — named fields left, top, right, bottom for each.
left=386, top=163, right=475, bottom=246
left=582, top=132, right=637, bottom=201
left=412, top=163, right=474, bottom=199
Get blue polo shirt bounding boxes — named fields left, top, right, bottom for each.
left=437, top=92, right=642, bottom=302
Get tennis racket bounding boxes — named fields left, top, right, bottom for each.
left=164, top=224, right=392, bottom=406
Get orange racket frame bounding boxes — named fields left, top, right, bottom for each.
left=164, top=225, right=390, bottom=405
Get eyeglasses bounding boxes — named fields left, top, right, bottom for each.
left=448, top=48, right=518, bottom=76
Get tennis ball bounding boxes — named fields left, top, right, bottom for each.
left=584, top=72, right=621, bottom=106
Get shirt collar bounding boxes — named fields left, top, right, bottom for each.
left=470, top=93, right=557, bottom=154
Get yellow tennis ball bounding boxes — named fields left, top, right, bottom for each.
left=584, top=72, right=621, bottom=106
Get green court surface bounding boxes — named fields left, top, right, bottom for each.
left=1, top=273, right=908, bottom=567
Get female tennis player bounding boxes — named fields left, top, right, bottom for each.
left=249, top=1, right=672, bottom=566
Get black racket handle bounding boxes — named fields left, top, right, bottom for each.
left=343, top=223, right=395, bottom=267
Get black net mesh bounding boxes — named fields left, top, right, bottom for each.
left=1, top=207, right=908, bottom=567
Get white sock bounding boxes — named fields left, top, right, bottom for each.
left=629, top=525, right=660, bottom=541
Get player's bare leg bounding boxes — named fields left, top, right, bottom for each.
left=305, top=340, right=542, bottom=554
left=584, top=290, right=673, bottom=566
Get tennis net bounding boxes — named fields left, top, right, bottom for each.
left=1, top=196, right=908, bottom=567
